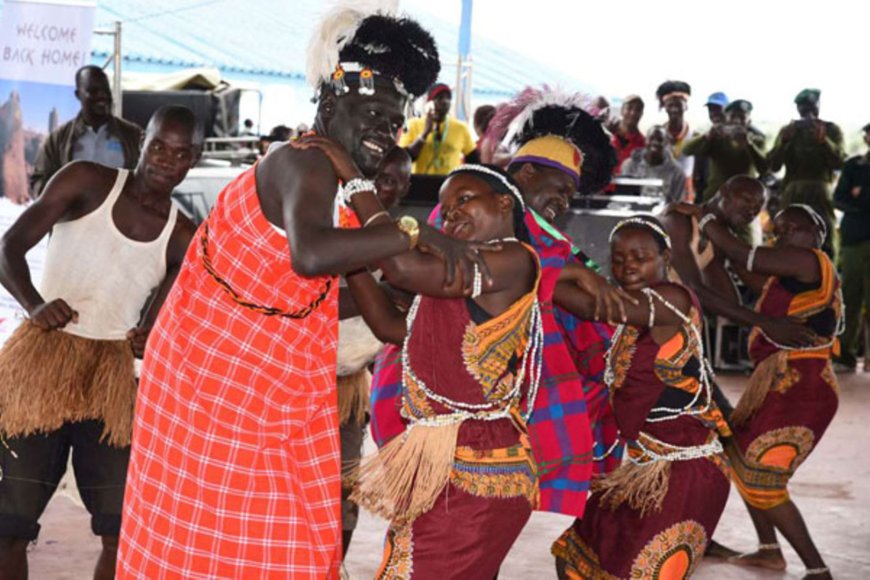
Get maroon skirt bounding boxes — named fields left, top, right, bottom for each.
left=377, top=483, right=532, bottom=579
left=552, top=455, right=729, bottom=579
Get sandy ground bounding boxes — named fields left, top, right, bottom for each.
left=27, top=370, right=870, bottom=579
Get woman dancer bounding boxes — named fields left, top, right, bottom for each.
left=552, top=216, right=732, bottom=579
left=699, top=203, right=841, bottom=580
left=345, top=163, right=544, bottom=578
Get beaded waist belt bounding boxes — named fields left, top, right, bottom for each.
left=407, top=405, right=514, bottom=427
left=627, top=431, right=723, bottom=465
left=199, top=221, right=333, bottom=319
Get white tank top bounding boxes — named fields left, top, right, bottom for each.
left=39, top=169, right=178, bottom=340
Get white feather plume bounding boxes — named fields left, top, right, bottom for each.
left=306, top=0, right=400, bottom=90
left=483, top=86, right=596, bottom=161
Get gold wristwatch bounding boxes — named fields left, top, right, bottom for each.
left=396, top=215, right=420, bottom=249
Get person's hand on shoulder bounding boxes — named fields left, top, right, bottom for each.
left=289, top=135, right=363, bottom=183
left=416, top=225, right=502, bottom=293
left=559, top=262, right=638, bottom=324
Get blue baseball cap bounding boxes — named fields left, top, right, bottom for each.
left=705, top=92, right=729, bottom=108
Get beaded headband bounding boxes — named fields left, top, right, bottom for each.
left=609, top=217, right=672, bottom=249
left=451, top=164, right=526, bottom=211
left=776, top=203, right=828, bottom=241
left=328, top=61, right=409, bottom=98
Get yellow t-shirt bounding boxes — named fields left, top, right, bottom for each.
left=398, top=116, right=477, bottom=175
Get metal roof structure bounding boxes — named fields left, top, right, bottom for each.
left=82, top=0, right=592, bottom=97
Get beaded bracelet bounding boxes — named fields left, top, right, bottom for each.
left=746, top=246, right=758, bottom=272
left=471, top=263, right=483, bottom=298
left=646, top=289, right=656, bottom=328
left=698, top=213, right=717, bottom=232
left=341, top=178, right=376, bottom=206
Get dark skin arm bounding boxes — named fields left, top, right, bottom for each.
left=126, top=216, right=196, bottom=357
left=556, top=262, right=636, bottom=324
left=729, top=259, right=769, bottom=296
left=344, top=270, right=407, bottom=345
left=555, top=281, right=692, bottom=344
left=338, top=277, right=412, bottom=320
left=347, top=243, right=536, bottom=345
left=659, top=209, right=761, bottom=325
left=257, top=146, right=413, bottom=277
left=703, top=217, right=821, bottom=284
left=29, top=134, right=63, bottom=198
left=660, top=207, right=817, bottom=346
left=0, top=162, right=109, bottom=329
left=282, top=136, right=498, bottom=289
left=380, top=242, right=535, bottom=315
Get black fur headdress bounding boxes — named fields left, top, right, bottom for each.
left=307, top=4, right=440, bottom=99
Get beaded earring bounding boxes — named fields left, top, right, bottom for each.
left=331, top=64, right=350, bottom=95
left=359, top=67, right=376, bottom=96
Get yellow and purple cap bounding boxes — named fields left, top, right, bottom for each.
left=511, top=135, right=583, bottom=187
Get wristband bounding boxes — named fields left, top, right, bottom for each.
left=698, top=213, right=717, bottom=232
left=341, top=178, right=376, bottom=206
left=746, top=246, right=758, bottom=272
left=363, top=210, right=390, bottom=227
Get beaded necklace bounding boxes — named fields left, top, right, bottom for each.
left=596, top=286, right=719, bottom=463
left=401, top=280, right=544, bottom=426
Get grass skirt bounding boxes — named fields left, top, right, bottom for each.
left=0, top=322, right=135, bottom=447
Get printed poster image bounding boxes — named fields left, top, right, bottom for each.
left=0, top=0, right=96, bottom=203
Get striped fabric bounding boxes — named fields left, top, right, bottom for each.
left=370, top=208, right=597, bottom=517
left=118, top=166, right=343, bottom=578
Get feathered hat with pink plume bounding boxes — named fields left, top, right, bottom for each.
left=483, top=86, right=616, bottom=194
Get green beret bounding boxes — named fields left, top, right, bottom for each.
left=794, top=89, right=821, bottom=105
left=725, top=99, right=753, bottom=114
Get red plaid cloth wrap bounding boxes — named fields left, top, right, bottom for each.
left=118, top=166, right=352, bottom=579
left=370, top=208, right=598, bottom=518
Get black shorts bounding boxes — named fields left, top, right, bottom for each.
left=0, top=420, right=130, bottom=540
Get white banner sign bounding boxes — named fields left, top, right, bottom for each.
left=0, top=0, right=96, bottom=86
